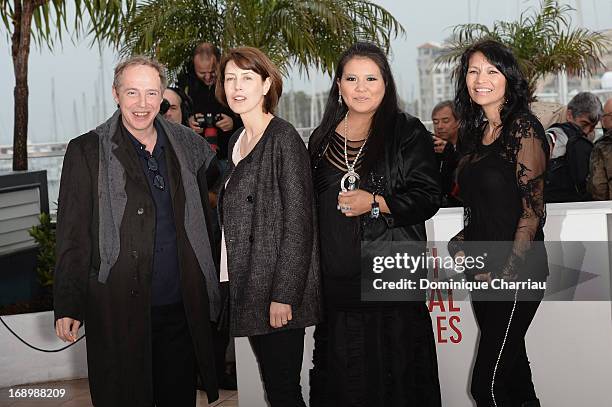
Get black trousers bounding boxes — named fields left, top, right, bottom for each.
left=470, top=297, right=542, bottom=407
left=249, top=328, right=307, bottom=407
left=211, top=282, right=231, bottom=381
left=151, top=302, right=197, bottom=407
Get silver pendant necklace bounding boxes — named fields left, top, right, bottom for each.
left=340, top=112, right=368, bottom=192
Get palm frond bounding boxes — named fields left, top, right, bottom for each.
left=0, top=0, right=12, bottom=33
left=120, top=0, right=222, bottom=80
left=119, top=0, right=404, bottom=79
left=8, top=0, right=136, bottom=52
left=436, top=0, right=611, bottom=97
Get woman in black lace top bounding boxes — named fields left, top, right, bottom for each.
left=449, top=40, right=549, bottom=407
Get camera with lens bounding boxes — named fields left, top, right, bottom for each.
left=160, top=99, right=171, bottom=115
left=197, top=113, right=223, bottom=128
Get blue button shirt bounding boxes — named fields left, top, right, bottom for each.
left=124, top=121, right=181, bottom=306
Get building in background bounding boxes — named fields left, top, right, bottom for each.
left=417, top=42, right=454, bottom=120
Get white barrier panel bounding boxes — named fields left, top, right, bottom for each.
left=235, top=201, right=612, bottom=406
left=0, top=311, right=87, bottom=387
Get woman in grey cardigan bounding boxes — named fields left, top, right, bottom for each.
left=215, top=47, right=321, bottom=406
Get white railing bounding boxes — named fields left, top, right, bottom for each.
left=0, top=152, right=64, bottom=214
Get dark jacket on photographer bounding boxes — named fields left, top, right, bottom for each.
left=177, top=65, right=242, bottom=160
left=544, top=121, right=593, bottom=202
left=435, top=141, right=461, bottom=207
left=587, top=129, right=612, bottom=200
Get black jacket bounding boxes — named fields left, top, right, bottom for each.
left=310, top=112, right=441, bottom=242
left=436, top=142, right=462, bottom=207
left=544, top=121, right=593, bottom=203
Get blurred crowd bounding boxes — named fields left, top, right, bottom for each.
left=430, top=93, right=612, bottom=207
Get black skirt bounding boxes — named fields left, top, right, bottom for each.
left=310, top=303, right=442, bottom=407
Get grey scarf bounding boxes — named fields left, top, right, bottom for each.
left=97, top=110, right=220, bottom=320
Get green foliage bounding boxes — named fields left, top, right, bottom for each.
left=28, top=213, right=56, bottom=288
left=1, top=1, right=136, bottom=171
left=119, top=0, right=404, bottom=81
left=0, top=0, right=136, bottom=50
left=438, top=0, right=611, bottom=97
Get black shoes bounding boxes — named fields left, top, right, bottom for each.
left=219, top=371, right=238, bottom=390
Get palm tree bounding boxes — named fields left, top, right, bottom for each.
left=0, top=0, right=135, bottom=171
left=437, top=0, right=611, bottom=97
left=120, top=0, right=404, bottom=80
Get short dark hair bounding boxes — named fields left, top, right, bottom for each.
left=193, top=42, right=221, bottom=61
left=215, top=47, right=283, bottom=114
left=432, top=100, right=457, bottom=119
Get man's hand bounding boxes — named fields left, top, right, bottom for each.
left=216, top=114, right=234, bottom=132
left=433, top=135, right=447, bottom=154
left=189, top=115, right=204, bottom=134
left=475, top=272, right=492, bottom=283
left=269, top=302, right=292, bottom=328
left=55, top=317, right=81, bottom=342
left=455, top=250, right=490, bottom=281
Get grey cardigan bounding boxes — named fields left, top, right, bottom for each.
left=219, top=116, right=322, bottom=337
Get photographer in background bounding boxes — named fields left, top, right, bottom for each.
left=161, top=87, right=193, bottom=126
left=177, top=42, right=241, bottom=165
left=544, top=92, right=602, bottom=203
left=161, top=87, right=223, bottom=210
left=431, top=100, right=461, bottom=207
left=587, top=98, right=612, bottom=200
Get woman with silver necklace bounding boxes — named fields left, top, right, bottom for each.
left=216, top=47, right=321, bottom=407
left=309, top=42, right=442, bottom=406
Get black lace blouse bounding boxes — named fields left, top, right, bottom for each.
left=449, top=113, right=549, bottom=280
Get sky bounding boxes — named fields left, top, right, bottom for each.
left=1, top=0, right=611, bottom=145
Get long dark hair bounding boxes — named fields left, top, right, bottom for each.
left=310, top=42, right=400, bottom=174
left=453, top=39, right=531, bottom=154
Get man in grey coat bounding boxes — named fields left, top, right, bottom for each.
left=54, top=56, right=220, bottom=406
